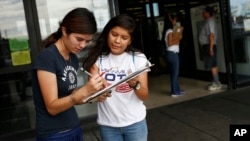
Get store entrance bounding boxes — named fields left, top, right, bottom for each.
left=117, top=0, right=228, bottom=83
left=228, top=0, right=250, bottom=88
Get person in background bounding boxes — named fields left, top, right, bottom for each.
left=199, top=6, right=222, bottom=91
left=162, top=12, right=184, bottom=97
left=32, top=8, right=108, bottom=141
left=83, top=14, right=150, bottom=141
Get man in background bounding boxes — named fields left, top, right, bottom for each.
left=199, top=6, right=222, bottom=91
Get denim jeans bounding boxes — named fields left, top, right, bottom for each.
left=99, top=119, right=148, bottom=141
left=165, top=51, right=180, bottom=94
left=36, top=126, right=83, bottom=141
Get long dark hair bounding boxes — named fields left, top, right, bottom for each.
left=41, top=7, right=97, bottom=48
left=161, top=12, right=177, bottom=42
left=83, top=14, right=140, bottom=71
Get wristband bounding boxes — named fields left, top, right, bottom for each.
left=129, top=81, right=140, bottom=90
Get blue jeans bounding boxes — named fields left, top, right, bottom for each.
left=36, top=126, right=83, bottom=141
left=99, top=119, right=148, bottom=141
left=165, top=51, right=180, bottom=94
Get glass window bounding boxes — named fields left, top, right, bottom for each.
left=0, top=0, right=31, bottom=69
left=0, top=0, right=32, bottom=135
left=36, top=0, right=111, bottom=39
left=230, top=0, right=250, bottom=33
left=235, top=36, right=250, bottom=83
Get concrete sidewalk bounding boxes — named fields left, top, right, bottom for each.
left=81, top=86, right=250, bottom=141
left=4, top=86, right=250, bottom=141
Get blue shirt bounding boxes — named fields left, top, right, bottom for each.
left=32, top=44, right=79, bottom=138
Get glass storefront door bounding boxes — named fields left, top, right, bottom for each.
left=0, top=0, right=32, bottom=135
left=229, top=0, right=250, bottom=88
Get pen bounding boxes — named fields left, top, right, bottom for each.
left=100, top=72, right=106, bottom=76
left=80, top=67, right=93, bottom=77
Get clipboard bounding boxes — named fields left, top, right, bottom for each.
left=83, top=64, right=154, bottom=103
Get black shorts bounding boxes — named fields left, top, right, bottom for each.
left=202, top=45, right=217, bottom=69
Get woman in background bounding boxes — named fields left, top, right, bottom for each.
left=162, top=12, right=184, bottom=97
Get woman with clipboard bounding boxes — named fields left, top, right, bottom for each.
left=83, top=14, right=150, bottom=141
left=32, top=8, right=107, bottom=141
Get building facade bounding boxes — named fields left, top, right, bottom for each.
left=0, top=0, right=250, bottom=139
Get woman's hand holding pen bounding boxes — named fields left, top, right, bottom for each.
left=84, top=74, right=111, bottom=103
left=80, top=67, right=107, bottom=92
left=85, top=74, right=105, bottom=94
left=70, top=74, right=104, bottom=105
left=80, top=66, right=111, bottom=103
left=96, top=75, right=112, bottom=102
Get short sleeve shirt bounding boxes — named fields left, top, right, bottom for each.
left=32, top=44, right=80, bottom=138
left=165, top=29, right=179, bottom=53
left=95, top=52, right=148, bottom=127
left=199, top=17, right=217, bottom=45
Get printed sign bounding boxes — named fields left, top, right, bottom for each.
left=11, top=50, right=31, bottom=66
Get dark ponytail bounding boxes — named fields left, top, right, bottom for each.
left=41, top=7, right=97, bottom=48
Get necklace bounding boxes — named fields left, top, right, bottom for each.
left=56, top=39, right=71, bottom=66
left=65, top=57, right=71, bottom=66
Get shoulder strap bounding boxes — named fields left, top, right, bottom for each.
left=132, top=52, right=135, bottom=63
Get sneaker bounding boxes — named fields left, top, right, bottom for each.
left=179, top=90, right=185, bottom=94
left=207, top=82, right=222, bottom=91
left=171, top=92, right=184, bottom=97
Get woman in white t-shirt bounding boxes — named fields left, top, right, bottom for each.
left=83, top=14, right=150, bottom=141
left=162, top=13, right=184, bottom=97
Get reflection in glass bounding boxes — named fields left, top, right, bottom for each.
left=0, top=0, right=32, bottom=136
left=235, top=36, right=250, bottom=84
left=0, top=0, right=30, bottom=68
left=36, top=0, right=111, bottom=39
left=230, top=0, right=250, bottom=33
